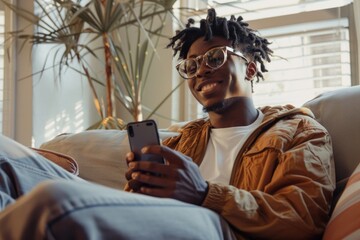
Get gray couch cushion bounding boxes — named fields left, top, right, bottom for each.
left=303, top=86, right=360, bottom=183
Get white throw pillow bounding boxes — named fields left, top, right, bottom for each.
left=40, top=129, right=179, bottom=189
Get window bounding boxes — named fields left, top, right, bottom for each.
left=253, top=18, right=351, bottom=107
left=178, top=0, right=357, bottom=120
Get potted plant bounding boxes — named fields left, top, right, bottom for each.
left=2, top=0, right=185, bottom=129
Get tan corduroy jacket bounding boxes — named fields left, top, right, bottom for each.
left=163, top=105, right=335, bottom=240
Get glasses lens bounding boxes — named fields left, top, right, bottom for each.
left=178, top=59, right=197, bottom=78
left=206, top=48, right=225, bottom=68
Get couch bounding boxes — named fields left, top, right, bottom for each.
left=39, top=86, right=360, bottom=239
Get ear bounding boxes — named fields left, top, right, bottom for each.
left=245, top=62, right=257, bottom=81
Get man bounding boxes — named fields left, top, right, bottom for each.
left=125, top=8, right=335, bottom=239
left=0, top=8, right=334, bottom=240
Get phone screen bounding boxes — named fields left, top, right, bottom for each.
left=127, top=120, right=165, bottom=164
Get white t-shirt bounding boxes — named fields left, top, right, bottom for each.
left=199, top=110, right=264, bottom=184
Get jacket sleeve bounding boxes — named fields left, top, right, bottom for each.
left=201, top=118, right=335, bottom=240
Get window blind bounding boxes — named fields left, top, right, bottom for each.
left=253, top=18, right=351, bottom=107
left=204, top=0, right=353, bottom=21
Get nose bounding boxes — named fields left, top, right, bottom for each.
left=195, top=60, right=213, bottom=78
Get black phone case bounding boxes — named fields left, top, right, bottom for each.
left=127, top=120, right=164, bottom=163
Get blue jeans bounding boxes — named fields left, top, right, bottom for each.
left=0, top=135, right=235, bottom=240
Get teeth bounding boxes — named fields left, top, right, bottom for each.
left=201, top=83, right=217, bottom=91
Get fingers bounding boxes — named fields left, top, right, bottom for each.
left=125, top=148, right=168, bottom=187
left=125, top=151, right=135, bottom=165
left=125, top=151, right=135, bottom=181
left=125, top=145, right=188, bottom=193
left=128, top=160, right=178, bottom=178
left=126, top=146, right=207, bottom=205
left=127, top=164, right=176, bottom=194
left=125, top=158, right=177, bottom=185
left=131, top=171, right=176, bottom=188
left=128, top=145, right=187, bottom=168
left=127, top=179, right=143, bottom=192
left=141, top=145, right=190, bottom=167
left=139, top=186, right=173, bottom=198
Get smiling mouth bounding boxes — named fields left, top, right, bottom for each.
left=198, top=82, right=219, bottom=92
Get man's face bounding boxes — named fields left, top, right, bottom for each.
left=186, top=36, right=251, bottom=112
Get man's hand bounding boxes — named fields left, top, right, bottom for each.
left=125, top=145, right=208, bottom=206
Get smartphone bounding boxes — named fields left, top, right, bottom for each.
left=127, top=119, right=165, bottom=164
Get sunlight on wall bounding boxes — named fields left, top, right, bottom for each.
left=43, top=100, right=85, bottom=143
left=44, top=111, right=72, bottom=139
left=74, top=101, right=85, bottom=129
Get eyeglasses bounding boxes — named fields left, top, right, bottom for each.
left=176, top=46, right=248, bottom=79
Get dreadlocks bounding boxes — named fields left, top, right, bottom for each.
left=167, top=8, right=273, bottom=82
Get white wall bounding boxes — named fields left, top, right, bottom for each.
left=32, top=44, right=102, bottom=147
